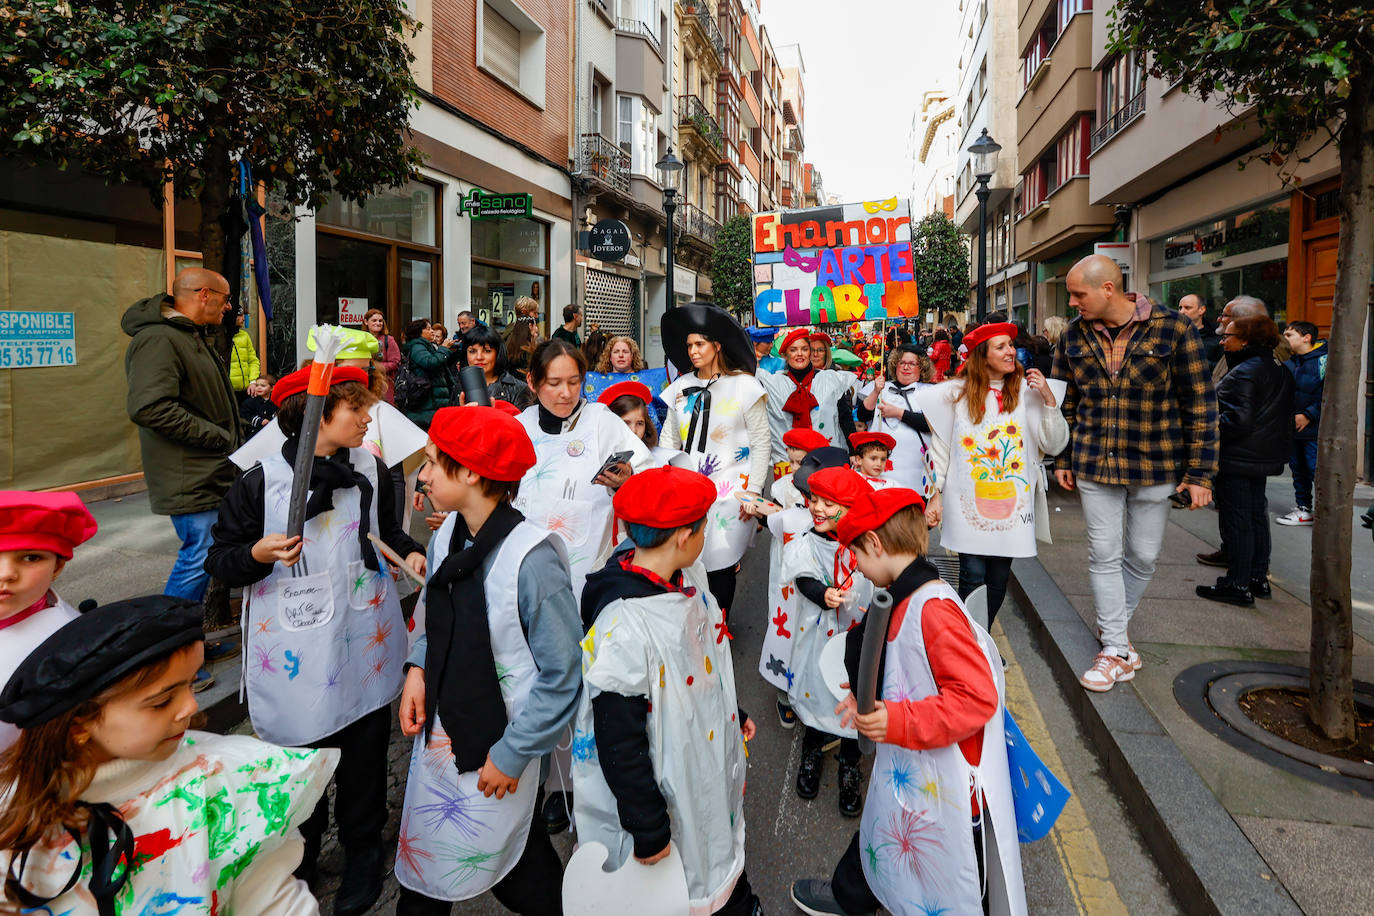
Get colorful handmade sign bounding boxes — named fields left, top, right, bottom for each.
left=751, top=197, right=920, bottom=326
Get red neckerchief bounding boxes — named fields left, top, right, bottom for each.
left=618, top=551, right=696, bottom=597
left=0, top=593, right=51, bottom=631
left=782, top=367, right=820, bottom=428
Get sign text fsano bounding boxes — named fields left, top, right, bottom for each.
left=751, top=198, right=920, bottom=326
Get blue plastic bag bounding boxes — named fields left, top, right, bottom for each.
left=1003, top=711, right=1071, bottom=843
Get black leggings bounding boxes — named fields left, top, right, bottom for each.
left=394, top=789, right=564, bottom=915
left=299, top=704, right=391, bottom=855
left=707, top=564, right=739, bottom=621
left=958, top=553, right=1014, bottom=629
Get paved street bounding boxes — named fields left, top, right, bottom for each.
left=65, top=493, right=1182, bottom=915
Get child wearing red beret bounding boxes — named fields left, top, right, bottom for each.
left=205, top=365, right=426, bottom=914
left=848, top=431, right=896, bottom=490
left=573, top=466, right=759, bottom=915
left=778, top=466, right=875, bottom=817
left=0, top=491, right=97, bottom=751
left=393, top=406, right=582, bottom=914
left=790, top=487, right=1026, bottom=916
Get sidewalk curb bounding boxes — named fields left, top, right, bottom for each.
left=1008, top=557, right=1302, bottom=916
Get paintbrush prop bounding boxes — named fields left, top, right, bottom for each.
left=855, top=587, right=893, bottom=754
left=367, top=533, right=427, bottom=586
left=285, top=324, right=347, bottom=540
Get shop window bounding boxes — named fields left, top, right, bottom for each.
left=316, top=179, right=441, bottom=332
left=478, top=0, right=547, bottom=108
left=470, top=217, right=549, bottom=331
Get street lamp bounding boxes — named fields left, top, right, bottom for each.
left=967, top=128, right=1001, bottom=322
left=657, top=146, right=684, bottom=309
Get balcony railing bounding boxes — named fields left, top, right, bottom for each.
left=678, top=94, right=724, bottom=154
left=679, top=1, right=724, bottom=62
left=676, top=202, right=720, bottom=245
left=616, top=17, right=660, bottom=52
left=785, top=125, right=803, bottom=152
left=1092, top=88, right=1146, bottom=151
left=578, top=133, right=631, bottom=194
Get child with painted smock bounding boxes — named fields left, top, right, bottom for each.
left=573, top=465, right=760, bottom=916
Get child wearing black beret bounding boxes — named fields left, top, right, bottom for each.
left=0, top=595, right=337, bottom=915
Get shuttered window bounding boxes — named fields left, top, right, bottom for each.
left=483, top=4, right=521, bottom=85
left=584, top=268, right=635, bottom=338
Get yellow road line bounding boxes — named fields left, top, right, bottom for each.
left=997, top=628, right=1128, bottom=915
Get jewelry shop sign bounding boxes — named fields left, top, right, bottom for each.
left=0, top=311, right=76, bottom=368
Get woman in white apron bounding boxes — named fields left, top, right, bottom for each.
left=757, top=327, right=860, bottom=473
left=857, top=344, right=937, bottom=499
left=513, top=340, right=652, bottom=597
left=659, top=302, right=772, bottom=622
left=915, top=322, right=1068, bottom=628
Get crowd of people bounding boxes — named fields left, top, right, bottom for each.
left=0, top=252, right=1337, bottom=916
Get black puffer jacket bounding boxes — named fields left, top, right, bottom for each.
left=1216, top=346, right=1295, bottom=477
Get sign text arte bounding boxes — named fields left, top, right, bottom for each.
left=751, top=197, right=919, bottom=326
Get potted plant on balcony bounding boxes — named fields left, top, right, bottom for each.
left=587, top=147, right=612, bottom=178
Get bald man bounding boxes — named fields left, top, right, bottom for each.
left=1051, top=254, right=1218, bottom=693
left=123, top=268, right=242, bottom=627
left=1178, top=294, right=1222, bottom=367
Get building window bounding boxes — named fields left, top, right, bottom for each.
left=1022, top=13, right=1057, bottom=88
left=478, top=0, right=547, bottom=108
left=1056, top=115, right=1091, bottom=186
left=617, top=95, right=658, bottom=175
left=316, top=179, right=442, bottom=332
left=1057, top=0, right=1091, bottom=32
left=470, top=217, right=550, bottom=331
left=1094, top=53, right=1145, bottom=149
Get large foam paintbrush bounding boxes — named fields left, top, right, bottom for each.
left=286, top=324, right=348, bottom=539
left=856, top=587, right=894, bottom=755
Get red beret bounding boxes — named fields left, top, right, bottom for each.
left=598, top=380, right=654, bottom=406
left=782, top=428, right=831, bottom=452
left=806, top=467, right=872, bottom=506
left=809, top=331, right=832, bottom=346
left=0, top=491, right=97, bottom=559
left=428, top=406, right=536, bottom=481
left=836, top=488, right=927, bottom=547
left=779, top=327, right=811, bottom=353
left=491, top=400, right=523, bottom=417
left=614, top=467, right=716, bottom=529
left=271, top=365, right=369, bottom=406
left=849, top=432, right=896, bottom=452
left=961, top=322, right=1018, bottom=353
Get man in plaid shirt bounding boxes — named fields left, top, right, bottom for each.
left=1052, top=255, right=1218, bottom=692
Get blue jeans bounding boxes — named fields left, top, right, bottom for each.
left=1289, top=438, right=1318, bottom=510
left=165, top=509, right=218, bottom=602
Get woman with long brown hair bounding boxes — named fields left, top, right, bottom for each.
left=917, top=321, right=1068, bottom=627
left=363, top=308, right=401, bottom=403
left=505, top=296, right=542, bottom=377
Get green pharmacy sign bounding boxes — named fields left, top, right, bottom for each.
left=457, top=188, right=533, bottom=219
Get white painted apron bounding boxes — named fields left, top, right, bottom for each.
left=859, top=580, right=1027, bottom=916
left=515, top=401, right=650, bottom=597
left=858, top=379, right=937, bottom=498
left=757, top=506, right=811, bottom=691
left=394, top=516, right=559, bottom=901
left=571, top=562, right=747, bottom=915
left=778, top=529, right=873, bottom=734
left=0, top=592, right=78, bottom=751
left=661, top=373, right=767, bottom=571
left=758, top=368, right=858, bottom=465
left=771, top=471, right=805, bottom=511
left=244, top=448, right=405, bottom=746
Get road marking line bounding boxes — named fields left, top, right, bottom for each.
left=773, top=724, right=806, bottom=837
left=998, top=629, right=1127, bottom=915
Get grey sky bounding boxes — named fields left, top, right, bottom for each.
left=765, top=0, right=960, bottom=204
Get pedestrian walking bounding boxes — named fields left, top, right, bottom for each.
left=364, top=308, right=403, bottom=403
left=551, top=304, right=584, bottom=347
left=505, top=297, right=543, bottom=377
left=927, top=328, right=953, bottom=381
left=1197, top=313, right=1294, bottom=606
left=1051, top=255, right=1217, bottom=693
left=661, top=303, right=772, bottom=623
left=228, top=310, right=260, bottom=400
left=463, top=324, right=535, bottom=410
left=1177, top=294, right=1222, bottom=368
left=400, top=317, right=461, bottom=429
left=1277, top=320, right=1326, bottom=526
left=239, top=374, right=278, bottom=435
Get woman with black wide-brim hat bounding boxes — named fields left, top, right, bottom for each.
left=660, top=302, right=772, bottom=621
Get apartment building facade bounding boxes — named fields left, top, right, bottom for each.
left=909, top=88, right=957, bottom=219
left=776, top=43, right=807, bottom=210
left=954, top=0, right=1029, bottom=323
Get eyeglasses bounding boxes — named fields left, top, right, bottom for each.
left=193, top=286, right=231, bottom=298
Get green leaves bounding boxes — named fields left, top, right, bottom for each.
left=911, top=213, right=969, bottom=319
left=711, top=214, right=755, bottom=318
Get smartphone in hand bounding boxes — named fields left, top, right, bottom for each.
left=591, top=450, right=634, bottom=484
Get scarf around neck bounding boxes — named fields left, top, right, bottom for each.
left=280, top=438, right=379, bottom=570
left=783, top=366, right=819, bottom=428
left=423, top=502, right=525, bottom=772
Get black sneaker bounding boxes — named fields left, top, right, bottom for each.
left=542, top=790, right=571, bottom=835
left=1195, top=579, right=1254, bottom=607
left=790, top=879, right=873, bottom=916
left=333, top=845, right=383, bottom=916
left=1196, top=550, right=1229, bottom=568
left=776, top=698, right=798, bottom=729
left=837, top=758, right=863, bottom=817
left=1250, top=577, right=1272, bottom=599
left=796, top=747, right=823, bottom=800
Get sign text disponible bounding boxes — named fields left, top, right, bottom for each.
left=0, top=311, right=76, bottom=368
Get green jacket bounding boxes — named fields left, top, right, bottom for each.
left=228, top=328, right=260, bottom=391
left=122, top=294, right=244, bottom=515
left=402, top=337, right=460, bottom=427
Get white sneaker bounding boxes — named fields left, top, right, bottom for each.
left=1080, top=651, right=1135, bottom=692
left=1276, top=508, right=1314, bottom=526
left=1097, top=629, right=1142, bottom=671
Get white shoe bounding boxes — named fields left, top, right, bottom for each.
left=1080, top=651, right=1136, bottom=692
left=1097, top=629, right=1142, bottom=671
left=1276, top=508, right=1313, bottom=526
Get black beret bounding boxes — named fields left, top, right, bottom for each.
left=794, top=446, right=852, bottom=497
left=0, top=595, right=204, bottom=728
